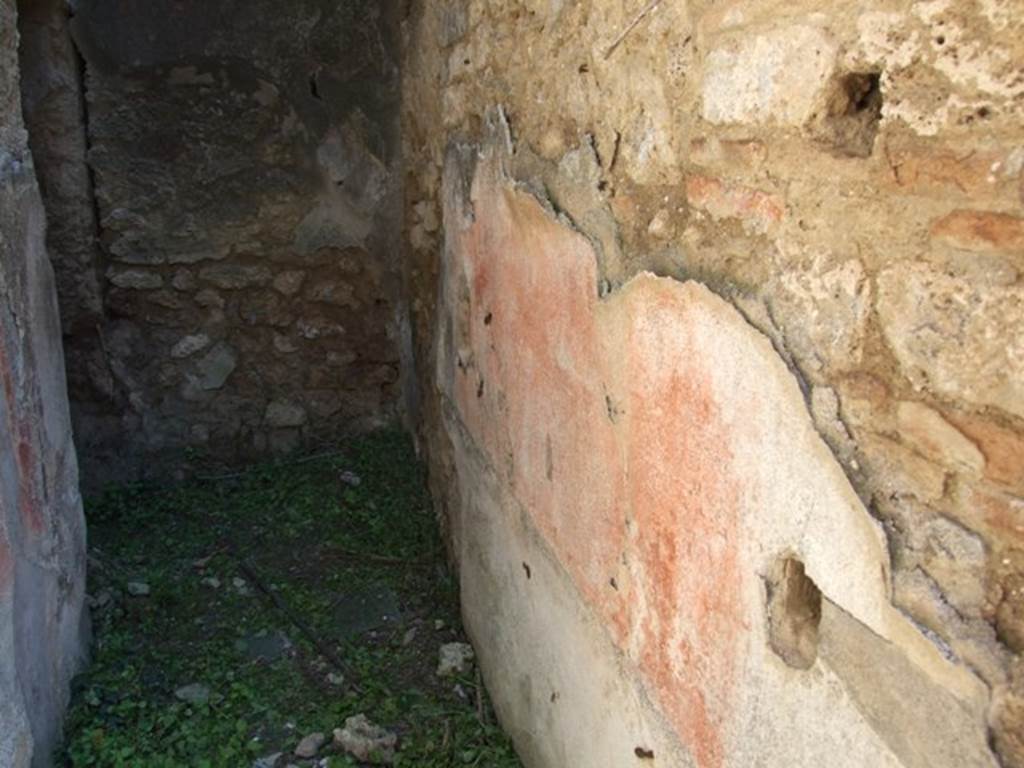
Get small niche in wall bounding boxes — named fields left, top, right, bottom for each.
left=811, top=71, right=883, bottom=158
left=765, top=556, right=823, bottom=670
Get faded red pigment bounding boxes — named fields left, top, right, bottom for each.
left=625, top=282, right=744, bottom=768
left=446, top=166, right=745, bottom=767
left=453, top=184, right=630, bottom=632
left=0, top=328, right=45, bottom=536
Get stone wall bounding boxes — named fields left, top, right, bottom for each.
left=401, top=2, right=1024, bottom=766
left=1, top=0, right=89, bottom=764
left=23, top=0, right=403, bottom=488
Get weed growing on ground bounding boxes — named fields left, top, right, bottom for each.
left=61, top=430, right=521, bottom=768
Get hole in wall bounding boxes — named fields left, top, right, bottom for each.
left=812, top=71, right=883, bottom=158
left=765, top=556, right=822, bottom=670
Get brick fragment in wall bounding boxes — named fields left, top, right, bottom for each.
left=945, top=413, right=1024, bottom=496
left=880, top=140, right=1022, bottom=201
left=930, top=209, right=1024, bottom=254
left=955, top=485, right=1024, bottom=548
left=896, top=401, right=985, bottom=474
left=685, top=174, right=784, bottom=234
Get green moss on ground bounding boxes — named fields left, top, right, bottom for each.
left=60, top=430, right=521, bottom=768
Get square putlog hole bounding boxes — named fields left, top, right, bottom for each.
left=812, top=71, right=883, bottom=158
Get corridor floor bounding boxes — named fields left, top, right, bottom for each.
left=61, top=431, right=520, bottom=768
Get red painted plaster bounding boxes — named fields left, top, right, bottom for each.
left=623, top=281, right=743, bottom=768
left=0, top=325, right=45, bottom=535
left=446, top=163, right=747, bottom=765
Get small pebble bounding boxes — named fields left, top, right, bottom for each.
left=339, top=470, right=362, bottom=487
left=327, top=672, right=345, bottom=686
left=174, top=683, right=211, bottom=705
left=402, top=627, right=418, bottom=646
left=294, top=732, right=326, bottom=758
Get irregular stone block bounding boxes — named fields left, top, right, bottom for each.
left=701, top=25, right=836, bottom=126
left=170, top=333, right=211, bottom=359
left=199, top=263, right=272, bottom=290
left=264, top=400, right=307, bottom=428
left=769, top=257, right=871, bottom=376
left=272, top=270, right=305, bottom=296
left=877, top=263, right=1024, bottom=419
left=859, top=433, right=947, bottom=503
left=195, top=342, right=238, bottom=391
left=107, top=268, right=164, bottom=290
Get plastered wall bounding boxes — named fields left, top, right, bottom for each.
left=1, top=1, right=88, bottom=763
left=400, top=2, right=1024, bottom=765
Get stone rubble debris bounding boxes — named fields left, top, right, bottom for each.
left=333, top=714, right=398, bottom=764
left=126, top=582, right=151, bottom=596
left=437, top=642, right=475, bottom=677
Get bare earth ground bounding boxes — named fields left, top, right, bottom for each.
left=61, top=430, right=521, bottom=768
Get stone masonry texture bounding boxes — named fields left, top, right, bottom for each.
left=39, top=0, right=404, bottom=488
left=3, top=0, right=1024, bottom=766
left=1, top=1, right=89, bottom=764
left=401, top=2, right=1024, bottom=766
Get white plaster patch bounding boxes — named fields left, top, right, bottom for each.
left=701, top=26, right=837, bottom=126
